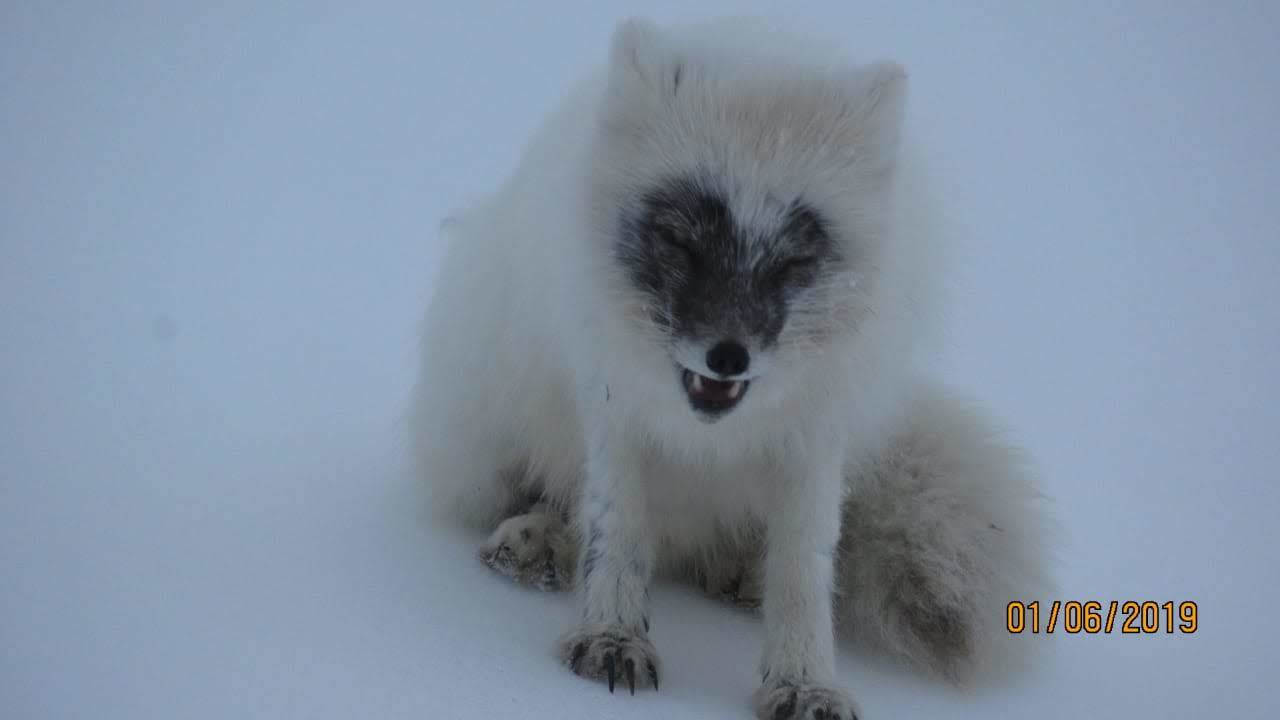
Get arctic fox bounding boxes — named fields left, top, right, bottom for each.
left=412, top=17, right=1050, bottom=719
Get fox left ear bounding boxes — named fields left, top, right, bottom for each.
left=840, top=62, right=909, bottom=174
left=607, top=18, right=682, bottom=98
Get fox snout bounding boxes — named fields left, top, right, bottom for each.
left=705, top=340, right=750, bottom=378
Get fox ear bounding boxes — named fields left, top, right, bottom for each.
left=840, top=61, right=909, bottom=174
left=607, top=18, right=681, bottom=97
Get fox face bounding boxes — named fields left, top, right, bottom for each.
left=588, top=20, right=907, bottom=421
left=615, top=176, right=846, bottom=419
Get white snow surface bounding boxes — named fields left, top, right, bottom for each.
left=3, top=2, right=1278, bottom=718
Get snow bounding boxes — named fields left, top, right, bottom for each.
left=3, top=2, right=1277, bottom=717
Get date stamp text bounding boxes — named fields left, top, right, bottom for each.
left=1006, top=601, right=1198, bottom=634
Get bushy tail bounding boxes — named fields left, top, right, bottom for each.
left=834, top=382, right=1054, bottom=681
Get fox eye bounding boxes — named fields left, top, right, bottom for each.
left=772, top=256, right=819, bottom=286
left=656, top=228, right=698, bottom=262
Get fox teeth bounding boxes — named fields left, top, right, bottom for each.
left=727, top=381, right=742, bottom=399
left=691, top=373, right=703, bottom=392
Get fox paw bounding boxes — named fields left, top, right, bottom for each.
left=557, top=623, right=660, bottom=695
left=697, top=560, right=763, bottom=611
left=478, top=511, right=575, bottom=591
left=711, top=570, right=763, bottom=611
left=753, top=681, right=860, bottom=720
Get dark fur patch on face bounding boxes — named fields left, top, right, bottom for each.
left=615, top=176, right=838, bottom=347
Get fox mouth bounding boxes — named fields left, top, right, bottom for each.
left=680, top=367, right=749, bottom=417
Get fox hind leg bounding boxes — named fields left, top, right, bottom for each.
left=479, top=501, right=578, bottom=591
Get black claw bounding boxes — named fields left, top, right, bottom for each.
left=647, top=661, right=659, bottom=691
left=774, top=688, right=799, bottom=720
left=814, top=710, right=827, bottom=720
left=605, top=652, right=616, bottom=693
left=624, top=657, right=636, bottom=695
left=570, top=641, right=587, bottom=672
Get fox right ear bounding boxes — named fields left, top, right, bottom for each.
left=607, top=18, right=680, bottom=96
left=834, top=61, right=909, bottom=178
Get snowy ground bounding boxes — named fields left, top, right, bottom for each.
left=3, top=2, right=1278, bottom=718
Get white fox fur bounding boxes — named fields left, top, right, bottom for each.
left=411, top=16, right=1051, bottom=717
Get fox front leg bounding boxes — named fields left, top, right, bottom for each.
left=556, top=430, right=660, bottom=695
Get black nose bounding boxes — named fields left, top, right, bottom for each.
left=706, top=340, right=750, bottom=377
